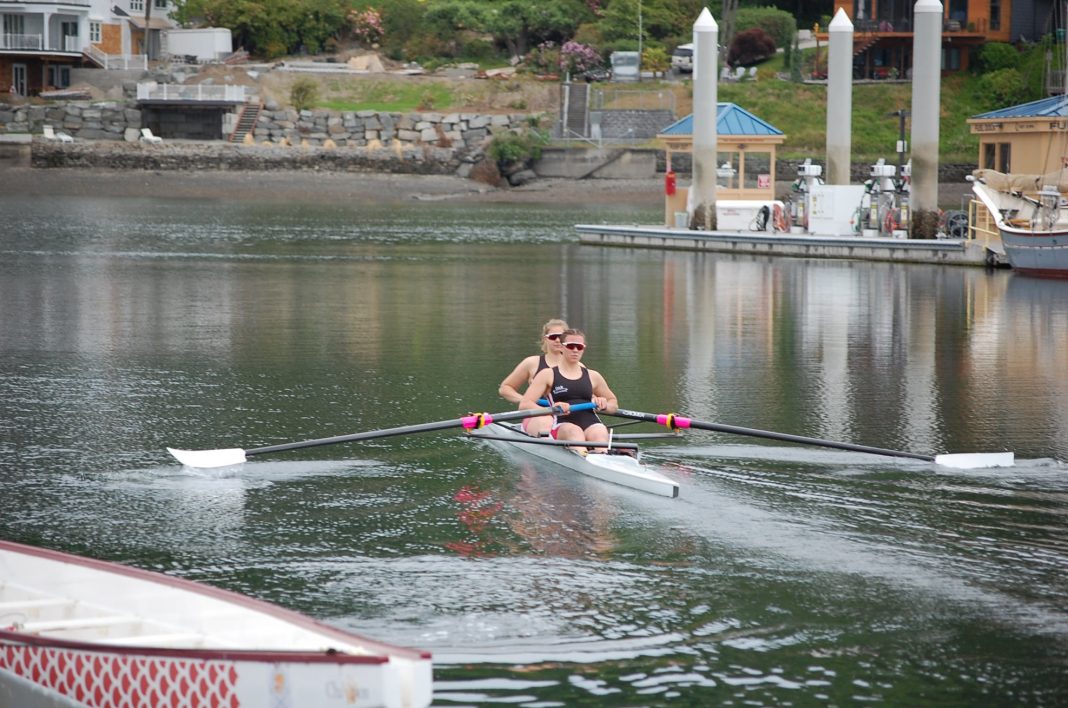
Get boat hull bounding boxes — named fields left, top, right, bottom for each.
left=477, top=423, right=679, bottom=498
left=0, top=540, right=432, bottom=708
left=999, top=226, right=1068, bottom=277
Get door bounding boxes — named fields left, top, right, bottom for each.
left=12, top=63, right=27, bottom=96
left=60, top=21, right=79, bottom=52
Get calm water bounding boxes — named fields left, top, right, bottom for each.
left=2, top=191, right=1067, bottom=705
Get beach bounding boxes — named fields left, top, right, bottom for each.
left=4, top=167, right=666, bottom=207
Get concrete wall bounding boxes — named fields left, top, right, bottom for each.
left=535, top=147, right=658, bottom=179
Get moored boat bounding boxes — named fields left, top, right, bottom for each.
left=0, top=540, right=432, bottom=708
left=471, top=421, right=680, bottom=498
left=971, top=171, right=1068, bottom=277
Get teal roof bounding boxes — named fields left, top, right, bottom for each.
left=971, top=94, right=1068, bottom=120
left=660, top=102, right=783, bottom=136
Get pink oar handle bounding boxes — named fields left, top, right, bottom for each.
left=656, top=414, right=691, bottom=429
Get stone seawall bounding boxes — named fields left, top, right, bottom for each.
left=1, top=99, right=530, bottom=152
left=30, top=139, right=466, bottom=174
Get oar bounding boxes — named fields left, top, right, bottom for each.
left=168, top=405, right=576, bottom=469
left=606, top=409, right=1014, bottom=470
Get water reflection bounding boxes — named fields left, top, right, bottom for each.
left=2, top=194, right=1067, bottom=705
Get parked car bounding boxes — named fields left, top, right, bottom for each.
left=671, top=43, right=694, bottom=73
left=582, top=66, right=612, bottom=82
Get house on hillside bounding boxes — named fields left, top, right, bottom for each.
left=820, top=0, right=1059, bottom=79
left=1, top=0, right=176, bottom=95
left=967, top=94, right=1068, bottom=174
left=657, top=103, right=785, bottom=225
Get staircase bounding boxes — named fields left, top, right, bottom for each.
left=229, top=100, right=261, bottom=143
left=560, top=82, right=590, bottom=139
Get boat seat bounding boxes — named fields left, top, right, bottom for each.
left=94, top=632, right=207, bottom=647
left=0, top=598, right=75, bottom=612
left=20, top=614, right=141, bottom=633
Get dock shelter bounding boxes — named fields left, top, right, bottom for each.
left=659, top=103, right=785, bottom=226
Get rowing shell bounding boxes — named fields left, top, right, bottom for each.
left=472, top=422, right=680, bottom=498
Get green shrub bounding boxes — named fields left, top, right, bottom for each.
left=736, top=7, right=796, bottom=51
left=290, top=78, right=319, bottom=111
left=978, top=67, right=1029, bottom=109
left=978, top=42, right=1019, bottom=72
left=488, top=128, right=549, bottom=165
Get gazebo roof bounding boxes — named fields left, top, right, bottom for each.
left=659, top=102, right=784, bottom=137
left=970, top=94, right=1068, bottom=120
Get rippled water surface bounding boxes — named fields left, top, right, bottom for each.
left=2, top=192, right=1067, bottom=705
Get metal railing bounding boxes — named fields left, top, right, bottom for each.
left=85, top=45, right=147, bottom=70
left=0, top=34, right=85, bottom=52
left=137, top=83, right=246, bottom=102
left=1, top=33, right=42, bottom=50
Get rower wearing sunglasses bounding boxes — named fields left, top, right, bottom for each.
left=519, top=329, right=618, bottom=451
left=499, top=319, right=576, bottom=437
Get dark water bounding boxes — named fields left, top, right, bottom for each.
left=2, top=192, right=1067, bottom=705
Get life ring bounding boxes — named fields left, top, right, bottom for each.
left=772, top=204, right=788, bottom=232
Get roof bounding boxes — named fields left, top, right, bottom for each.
left=970, top=94, right=1068, bottom=120
left=659, top=103, right=784, bottom=137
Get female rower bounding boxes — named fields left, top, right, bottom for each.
left=499, top=319, right=569, bottom=436
left=519, top=329, right=618, bottom=450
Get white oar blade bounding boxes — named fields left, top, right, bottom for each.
left=934, top=452, right=1014, bottom=469
left=167, top=447, right=247, bottom=468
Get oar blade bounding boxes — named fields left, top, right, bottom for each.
left=933, top=452, right=1014, bottom=469
left=168, top=447, right=247, bottom=469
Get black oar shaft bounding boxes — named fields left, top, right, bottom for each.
left=610, top=409, right=934, bottom=462
left=246, top=408, right=560, bottom=458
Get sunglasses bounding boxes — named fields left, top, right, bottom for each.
left=545, top=333, right=564, bottom=341
left=563, top=341, right=586, bottom=351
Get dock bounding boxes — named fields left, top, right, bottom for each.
left=575, top=224, right=1002, bottom=267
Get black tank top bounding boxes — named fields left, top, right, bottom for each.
left=548, top=367, right=601, bottom=430
left=535, top=355, right=550, bottom=376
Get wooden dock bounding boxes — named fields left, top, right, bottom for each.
left=576, top=224, right=1003, bottom=267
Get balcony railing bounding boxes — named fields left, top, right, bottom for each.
left=84, top=44, right=147, bottom=70
left=0, top=33, right=83, bottom=52
left=137, top=83, right=246, bottom=102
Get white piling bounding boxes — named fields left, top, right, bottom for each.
left=689, top=9, right=718, bottom=230
left=827, top=8, right=854, bottom=185
left=910, top=0, right=943, bottom=238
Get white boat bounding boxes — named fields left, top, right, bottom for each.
left=0, top=540, right=432, bottom=708
left=471, top=422, right=680, bottom=498
left=971, top=170, right=1068, bottom=277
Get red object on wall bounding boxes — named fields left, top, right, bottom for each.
left=665, top=169, right=677, bottom=196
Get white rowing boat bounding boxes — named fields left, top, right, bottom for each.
left=0, top=540, right=432, bottom=708
left=472, top=422, right=680, bottom=498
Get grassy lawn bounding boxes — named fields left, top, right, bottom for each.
left=317, top=80, right=456, bottom=112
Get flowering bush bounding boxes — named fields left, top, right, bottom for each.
left=559, top=41, right=602, bottom=75
left=348, top=7, right=383, bottom=44
left=525, top=42, right=561, bottom=75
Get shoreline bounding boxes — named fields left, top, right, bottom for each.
left=4, top=166, right=974, bottom=209
left=1, top=167, right=666, bottom=207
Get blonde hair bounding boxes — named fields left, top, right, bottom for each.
left=540, top=318, right=569, bottom=354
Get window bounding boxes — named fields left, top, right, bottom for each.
left=716, top=152, right=739, bottom=189
left=90, top=22, right=101, bottom=43
left=998, top=143, right=1011, bottom=173
left=130, top=0, right=144, bottom=11
left=983, top=143, right=996, bottom=169
left=990, top=0, right=1001, bottom=30
left=155, top=0, right=167, bottom=8
left=47, top=65, right=71, bottom=88
left=3, top=14, right=26, bottom=36
left=744, top=152, right=772, bottom=190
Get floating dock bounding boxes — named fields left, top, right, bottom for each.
left=576, top=224, right=1002, bottom=267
